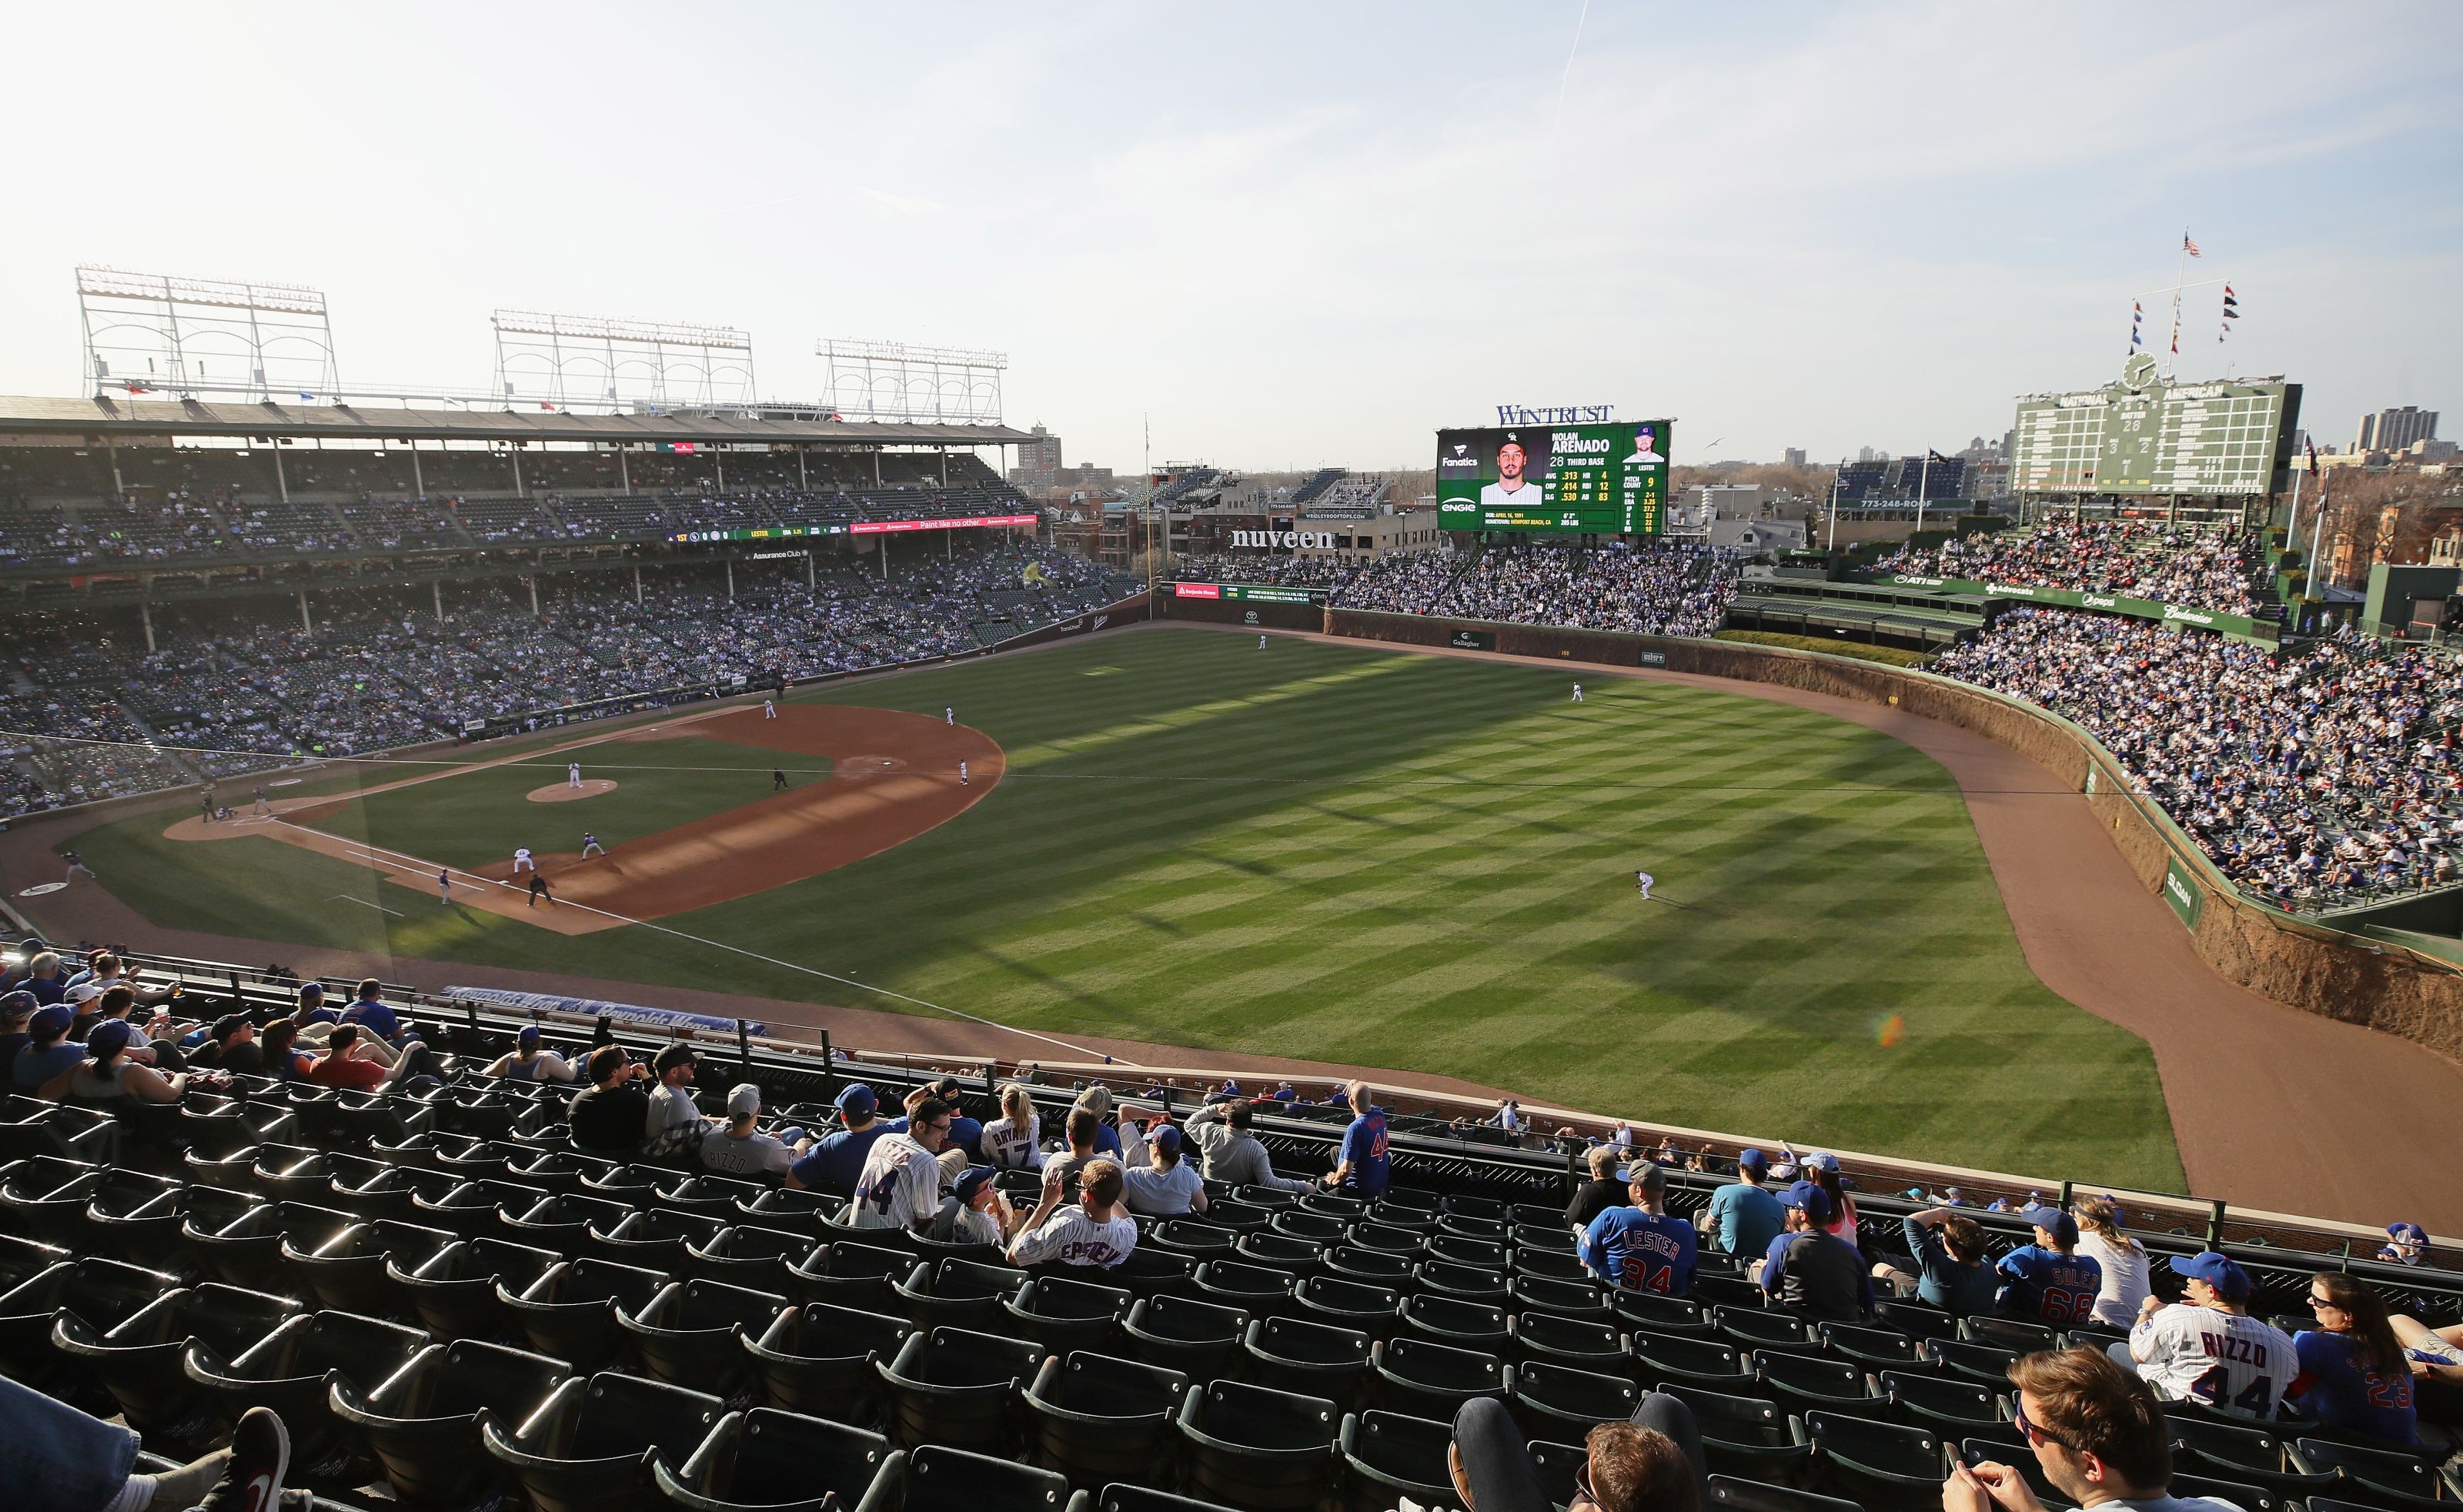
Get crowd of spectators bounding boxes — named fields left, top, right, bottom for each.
left=1879, top=519, right=2274, bottom=616
left=1170, top=539, right=1742, bottom=635
left=0, top=541, right=1122, bottom=816
left=1933, top=608, right=2463, bottom=910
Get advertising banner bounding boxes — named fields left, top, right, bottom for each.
left=2163, top=858, right=2205, bottom=932
left=1862, top=574, right=2279, bottom=643
left=1168, top=582, right=1328, bottom=604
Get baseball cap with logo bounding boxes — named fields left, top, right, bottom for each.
left=2168, top=1251, right=2253, bottom=1300
left=2019, top=1204, right=2080, bottom=1247
left=210, top=1014, right=250, bottom=1042
left=727, top=1083, right=763, bottom=1117
left=1736, top=1147, right=1767, bottom=1173
left=517, top=1025, right=541, bottom=1048
left=65, top=982, right=102, bottom=1006
left=834, top=1083, right=878, bottom=1116
left=1779, top=1180, right=1834, bottom=1224
left=29, top=1004, right=72, bottom=1036
left=87, top=1019, right=135, bottom=1056
left=1149, top=1124, right=1181, bottom=1157
left=0, top=990, right=35, bottom=1022
left=953, top=1167, right=997, bottom=1204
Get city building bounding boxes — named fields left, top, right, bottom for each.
left=1782, top=447, right=1806, bottom=467
left=1011, top=425, right=1065, bottom=489
left=2354, top=406, right=2438, bottom=453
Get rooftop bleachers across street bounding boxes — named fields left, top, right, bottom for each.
left=2, top=946, right=2458, bottom=1511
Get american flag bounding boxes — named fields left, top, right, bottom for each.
left=2183, top=232, right=2202, bottom=257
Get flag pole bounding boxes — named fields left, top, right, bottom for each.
left=1915, top=452, right=1932, bottom=539
left=2166, top=227, right=2189, bottom=380
left=2304, top=470, right=2329, bottom=602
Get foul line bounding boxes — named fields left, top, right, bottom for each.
left=273, top=818, right=1134, bottom=1067
left=328, top=894, right=406, bottom=918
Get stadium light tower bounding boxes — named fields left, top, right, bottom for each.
left=817, top=338, right=1007, bottom=424
left=493, top=311, right=757, bottom=412
left=78, top=265, right=341, bottom=402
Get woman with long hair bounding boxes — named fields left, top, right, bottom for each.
left=1809, top=1155, right=1858, bottom=1250
left=39, top=1020, right=185, bottom=1105
left=981, top=1083, right=1044, bottom=1170
left=2288, top=1272, right=2418, bottom=1444
left=2070, top=1195, right=2151, bottom=1327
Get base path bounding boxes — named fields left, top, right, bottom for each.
left=161, top=705, right=1004, bottom=933
left=1220, top=621, right=2463, bottom=1233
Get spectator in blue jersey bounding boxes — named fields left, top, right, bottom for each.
left=1579, top=1161, right=1697, bottom=1296
left=1756, top=1182, right=1873, bottom=1322
left=340, top=977, right=410, bottom=1044
left=1322, top=1078, right=1389, bottom=1198
left=786, top=1083, right=887, bottom=1193
left=292, top=981, right=339, bottom=1027
left=2286, top=1272, right=2418, bottom=1444
left=1874, top=1206, right=1998, bottom=1315
left=1706, top=1148, right=1786, bottom=1258
left=2378, top=1222, right=2428, bottom=1267
left=12, top=1004, right=82, bottom=1092
left=883, top=1077, right=987, bottom=1163
left=1997, top=1204, right=2104, bottom=1327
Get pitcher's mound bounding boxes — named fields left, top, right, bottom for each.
left=529, top=779, right=619, bottom=803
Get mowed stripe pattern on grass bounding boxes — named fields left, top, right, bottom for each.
left=67, top=629, right=2181, bottom=1190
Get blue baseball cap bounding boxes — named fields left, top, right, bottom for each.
left=2169, top=1252, right=2253, bottom=1300
left=0, top=989, right=35, bottom=1020
left=1779, top=1180, right=1834, bottom=1223
left=952, top=1167, right=997, bottom=1203
left=834, top=1083, right=877, bottom=1116
left=517, top=1024, right=541, bottom=1047
left=87, top=1019, right=135, bottom=1056
left=2386, top=1223, right=2428, bottom=1247
left=28, top=1003, right=72, bottom=1036
left=1736, top=1147, right=1767, bottom=1172
left=1150, top=1124, right=1182, bottom=1157
left=299, top=981, right=323, bottom=998
left=1806, top=1152, right=1841, bottom=1173
left=2019, top=1204, right=2080, bottom=1247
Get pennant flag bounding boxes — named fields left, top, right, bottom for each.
left=2307, top=439, right=2319, bottom=475
left=2183, top=232, right=2202, bottom=257
left=122, top=382, right=152, bottom=395
left=298, top=391, right=314, bottom=402
left=2130, top=300, right=2144, bottom=350
left=2221, top=285, right=2238, bottom=312
left=539, top=402, right=556, bottom=411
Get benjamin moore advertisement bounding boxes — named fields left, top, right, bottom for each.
left=1435, top=420, right=1671, bottom=534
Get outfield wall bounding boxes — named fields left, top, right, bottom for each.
left=1313, top=606, right=2463, bottom=1068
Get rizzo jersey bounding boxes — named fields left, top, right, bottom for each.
left=2132, top=1304, right=2301, bottom=1414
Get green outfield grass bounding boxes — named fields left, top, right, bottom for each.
left=67, top=627, right=2183, bottom=1187
left=297, top=735, right=828, bottom=872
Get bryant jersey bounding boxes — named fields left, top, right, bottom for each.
left=1580, top=1207, right=1698, bottom=1295
left=846, top=1133, right=941, bottom=1230
left=2132, top=1304, right=2299, bottom=1414
left=1995, top=1245, right=2104, bottom=1326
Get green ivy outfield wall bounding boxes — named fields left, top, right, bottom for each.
left=1858, top=574, right=2282, bottom=644
left=1323, top=606, right=2463, bottom=1067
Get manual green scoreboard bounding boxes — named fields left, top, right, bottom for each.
left=2012, top=355, right=2300, bottom=497
left=1435, top=419, right=1671, bottom=534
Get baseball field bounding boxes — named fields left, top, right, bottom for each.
left=61, top=626, right=2184, bottom=1189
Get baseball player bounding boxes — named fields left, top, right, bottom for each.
left=527, top=873, right=554, bottom=908
left=1635, top=871, right=1653, bottom=900
left=959, top=759, right=970, bottom=786
left=513, top=846, right=535, bottom=874
left=581, top=831, right=604, bottom=859
left=253, top=786, right=269, bottom=817
left=567, top=761, right=583, bottom=789
left=63, top=850, right=96, bottom=883
left=437, top=868, right=452, bottom=906
left=763, top=698, right=778, bottom=719
left=1258, top=634, right=1267, bottom=650
left=772, top=768, right=790, bottom=792
left=1572, top=683, right=1583, bottom=703
left=944, top=706, right=954, bottom=726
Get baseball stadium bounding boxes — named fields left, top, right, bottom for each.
left=4, top=19, right=2463, bottom=1507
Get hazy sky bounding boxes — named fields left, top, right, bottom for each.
left=1, top=2, right=2454, bottom=472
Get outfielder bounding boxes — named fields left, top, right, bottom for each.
left=1635, top=870, right=1653, bottom=900
left=1572, top=683, right=1584, bottom=703
left=580, top=831, right=604, bottom=859
left=1258, top=634, right=1267, bottom=650
left=944, top=706, right=954, bottom=726
left=513, top=846, right=536, bottom=874
left=567, top=761, right=583, bottom=789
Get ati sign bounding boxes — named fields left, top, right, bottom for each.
left=1230, top=529, right=1335, bottom=549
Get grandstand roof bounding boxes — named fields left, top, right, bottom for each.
left=0, top=394, right=1034, bottom=447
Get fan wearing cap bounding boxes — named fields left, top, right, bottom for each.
left=1118, top=1120, right=1209, bottom=1218
left=2377, top=1221, right=2428, bottom=1267
left=192, top=1014, right=262, bottom=1076
left=842, top=1095, right=955, bottom=1231
left=0, top=990, right=36, bottom=1084
left=36, top=1018, right=188, bottom=1105
left=2121, top=1252, right=2298, bottom=1415
left=930, top=1167, right=1013, bottom=1246
left=12, top=1003, right=84, bottom=1092
left=1706, top=1147, right=1786, bottom=1258
left=482, top=1026, right=576, bottom=1085
left=700, top=1081, right=814, bottom=1177
left=786, top=1083, right=889, bottom=1193
left=1996, top=1205, right=2104, bottom=1327
left=1753, top=1180, right=1873, bottom=1322
left=1579, top=1161, right=1697, bottom=1297
left=643, top=1043, right=721, bottom=1160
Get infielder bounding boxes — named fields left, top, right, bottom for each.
left=580, top=831, right=604, bottom=859
left=64, top=850, right=97, bottom=883
left=1572, top=683, right=1584, bottom=703
left=763, top=698, right=778, bottom=719
left=1635, top=870, right=1653, bottom=900
left=513, top=846, right=536, bottom=874
left=438, top=868, right=452, bottom=906
left=567, top=761, right=583, bottom=789
left=958, top=759, right=970, bottom=786
left=253, top=786, right=269, bottom=817
left=772, top=768, right=790, bottom=792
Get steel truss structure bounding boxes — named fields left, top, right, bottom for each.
left=493, top=311, right=757, bottom=412
left=817, top=338, right=1006, bottom=424
left=79, top=265, right=342, bottom=402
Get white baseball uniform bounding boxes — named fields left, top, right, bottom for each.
left=764, top=699, right=777, bottom=719
left=945, top=706, right=954, bottom=725
left=513, top=847, right=535, bottom=873
left=2129, top=1304, right=2299, bottom=1413
left=959, top=760, right=970, bottom=786
left=1572, top=684, right=1583, bottom=702
left=567, top=762, right=582, bottom=789
left=1636, top=872, right=1653, bottom=900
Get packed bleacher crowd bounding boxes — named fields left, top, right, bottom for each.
left=1933, top=608, right=2463, bottom=910
left=0, top=541, right=1123, bottom=812
left=1173, top=539, right=1743, bottom=636
left=0, top=944, right=2457, bottom=1512
left=1877, top=519, right=2274, bottom=616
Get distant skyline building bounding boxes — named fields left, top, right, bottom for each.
left=2354, top=406, right=2438, bottom=453
left=1012, top=425, right=1065, bottom=489
left=1783, top=446, right=1806, bottom=467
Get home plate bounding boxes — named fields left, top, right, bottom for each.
left=18, top=882, right=67, bottom=896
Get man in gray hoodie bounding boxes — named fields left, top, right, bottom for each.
left=1178, top=1096, right=1312, bottom=1193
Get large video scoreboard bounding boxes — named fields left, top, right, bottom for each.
left=1435, top=419, right=1671, bottom=534
left=2012, top=355, right=2300, bottom=497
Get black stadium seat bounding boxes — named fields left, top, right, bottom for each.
left=1005, top=1273, right=1132, bottom=1353
left=1121, top=1293, right=1249, bottom=1378
left=1368, top=1334, right=1511, bottom=1416
left=877, top=1323, right=1048, bottom=1454
left=329, top=1338, right=575, bottom=1510
left=480, top=1368, right=727, bottom=1512
left=652, top=1406, right=901, bottom=1512
left=1245, top=1313, right=1373, bottom=1405
left=504, top=1257, right=670, bottom=1373
left=906, top=1442, right=1081, bottom=1512
left=1339, top=1408, right=1465, bottom=1512
left=620, top=1277, right=790, bottom=1407
left=1176, top=1379, right=1342, bottom=1512
left=182, top=1310, right=431, bottom=1490
left=51, top=1281, right=301, bottom=1450
left=745, top=1301, right=912, bottom=1424
left=1022, top=1349, right=1191, bottom=1489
